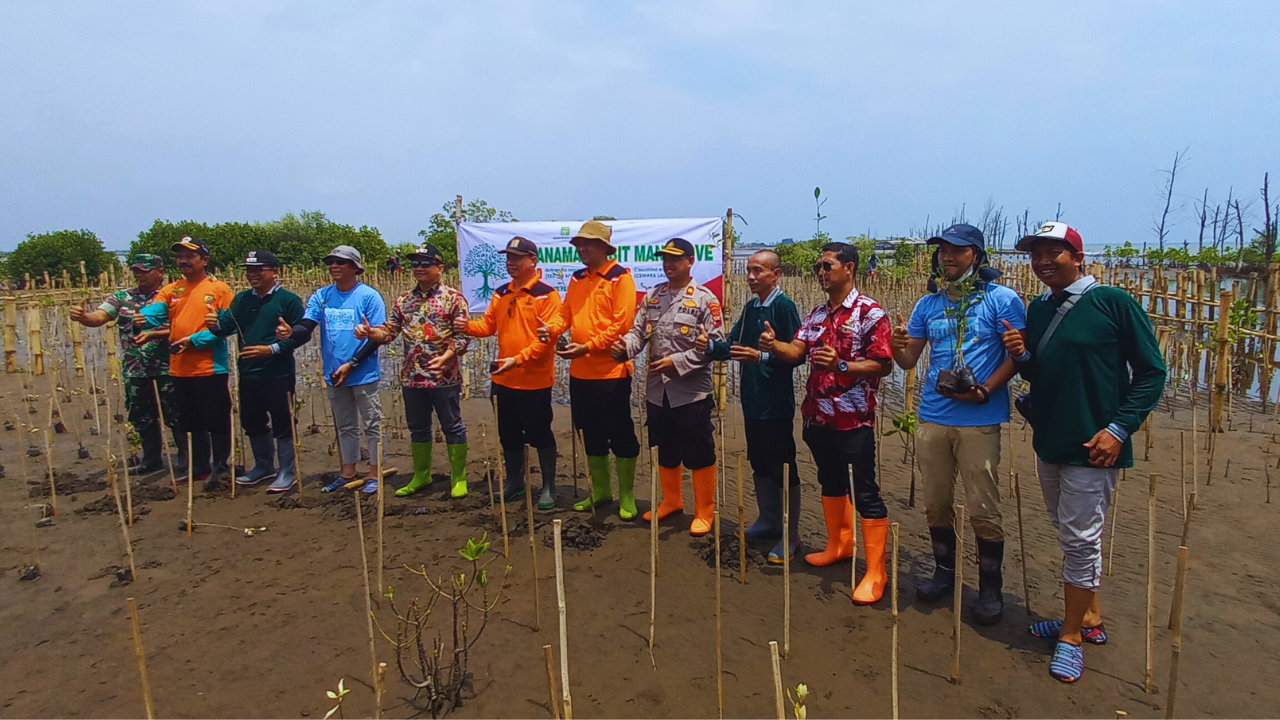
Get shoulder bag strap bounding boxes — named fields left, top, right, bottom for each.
left=1035, top=279, right=1099, bottom=356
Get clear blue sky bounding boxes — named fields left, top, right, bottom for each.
left=2, top=1, right=1276, bottom=251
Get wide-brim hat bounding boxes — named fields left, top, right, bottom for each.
left=323, top=245, right=366, bottom=274
left=570, top=220, right=616, bottom=252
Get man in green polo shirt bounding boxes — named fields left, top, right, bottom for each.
left=698, top=249, right=803, bottom=562
left=205, top=250, right=306, bottom=494
left=1001, top=222, right=1165, bottom=684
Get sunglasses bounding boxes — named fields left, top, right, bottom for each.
left=812, top=260, right=839, bottom=274
left=410, top=259, right=440, bottom=268
left=326, top=259, right=350, bottom=267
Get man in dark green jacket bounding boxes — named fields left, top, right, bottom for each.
left=698, top=249, right=803, bottom=562
left=1002, top=222, right=1165, bottom=684
left=207, top=250, right=306, bottom=494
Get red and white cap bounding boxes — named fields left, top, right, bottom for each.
left=1015, top=221, right=1083, bottom=253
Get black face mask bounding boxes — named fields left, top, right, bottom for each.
left=927, top=247, right=1003, bottom=293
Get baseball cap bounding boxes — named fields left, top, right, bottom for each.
left=928, top=223, right=985, bottom=249
left=128, top=253, right=164, bottom=270
left=498, top=237, right=538, bottom=257
left=1016, top=221, right=1084, bottom=253
left=655, top=238, right=695, bottom=258
left=407, top=243, right=445, bottom=264
left=170, top=236, right=209, bottom=256
left=241, top=250, right=280, bottom=269
left=570, top=220, right=616, bottom=252
left=322, top=245, right=365, bottom=274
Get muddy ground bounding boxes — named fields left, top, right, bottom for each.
left=2, top=375, right=1278, bottom=719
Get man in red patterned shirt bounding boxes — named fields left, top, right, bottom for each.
left=763, top=242, right=893, bottom=604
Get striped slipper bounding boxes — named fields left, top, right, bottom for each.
left=1049, top=641, right=1085, bottom=683
left=1029, top=619, right=1108, bottom=645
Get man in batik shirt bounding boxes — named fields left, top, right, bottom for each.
left=764, top=241, right=894, bottom=605
left=71, top=253, right=184, bottom=475
left=357, top=243, right=471, bottom=498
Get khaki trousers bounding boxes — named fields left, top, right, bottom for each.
left=917, top=421, right=1004, bottom=541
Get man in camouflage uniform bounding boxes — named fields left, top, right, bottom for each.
left=70, top=254, right=184, bottom=474
left=613, top=237, right=727, bottom=536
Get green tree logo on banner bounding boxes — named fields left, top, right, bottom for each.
left=462, top=243, right=506, bottom=301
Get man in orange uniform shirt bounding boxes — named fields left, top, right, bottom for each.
left=140, top=237, right=235, bottom=492
left=540, top=220, right=640, bottom=519
left=454, top=236, right=563, bottom=509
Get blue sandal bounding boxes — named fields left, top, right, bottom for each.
left=322, top=476, right=355, bottom=493
left=1049, top=641, right=1085, bottom=683
left=1029, top=619, right=1108, bottom=645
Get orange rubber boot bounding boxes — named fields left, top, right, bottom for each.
left=804, top=495, right=854, bottom=567
left=852, top=517, right=890, bottom=604
left=642, top=464, right=685, bottom=522
left=689, top=465, right=716, bottom=536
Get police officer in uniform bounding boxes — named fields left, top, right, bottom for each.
left=612, top=238, right=727, bottom=536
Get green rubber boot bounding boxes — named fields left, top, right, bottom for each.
left=395, top=441, right=433, bottom=497
left=572, top=455, right=614, bottom=511
left=615, top=455, right=638, bottom=520
left=447, top=443, right=468, bottom=498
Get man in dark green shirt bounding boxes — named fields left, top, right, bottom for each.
left=208, top=250, right=306, bottom=494
left=1002, top=222, right=1165, bottom=684
left=700, top=249, right=803, bottom=562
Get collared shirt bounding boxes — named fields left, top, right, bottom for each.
left=384, top=282, right=470, bottom=388
left=206, top=283, right=305, bottom=381
left=140, top=275, right=234, bottom=377
left=465, top=272, right=562, bottom=391
left=550, top=259, right=637, bottom=380
left=99, top=286, right=168, bottom=379
left=621, top=279, right=726, bottom=408
left=706, top=288, right=802, bottom=420
left=796, top=287, right=892, bottom=430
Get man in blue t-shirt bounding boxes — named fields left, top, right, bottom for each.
left=890, top=223, right=1025, bottom=625
left=281, top=245, right=387, bottom=494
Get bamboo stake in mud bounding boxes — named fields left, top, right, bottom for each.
left=715, top=470, right=724, bottom=720
left=151, top=380, right=178, bottom=489
left=185, top=434, right=193, bottom=536
left=570, top=421, right=580, bottom=499
left=1016, top=471, right=1031, bottom=614
left=482, top=421, right=495, bottom=511
left=1145, top=473, right=1158, bottom=694
left=491, top=397, right=510, bottom=558
left=126, top=598, right=155, bottom=719
left=1180, top=431, right=1186, bottom=520
left=286, top=391, right=302, bottom=503
left=950, top=503, right=964, bottom=684
left=770, top=641, right=785, bottom=720
left=850, top=467, right=860, bottom=599
left=543, top=644, right=561, bottom=720
left=783, top=460, right=792, bottom=659
left=1165, top=545, right=1190, bottom=719
left=525, top=446, right=541, bottom=632
left=353, top=491, right=381, bottom=717
left=1106, top=470, right=1124, bottom=577
left=107, top=444, right=138, bottom=581
left=736, top=452, right=746, bottom=584
left=376, top=435, right=385, bottom=605
left=890, top=521, right=900, bottom=720
left=553, top=519, right=573, bottom=720
left=649, top=445, right=658, bottom=660
left=43, top=428, right=57, bottom=515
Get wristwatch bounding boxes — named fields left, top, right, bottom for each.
left=836, top=360, right=849, bottom=374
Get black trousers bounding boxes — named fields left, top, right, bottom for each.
left=745, top=417, right=800, bottom=488
left=647, top=396, right=716, bottom=470
left=801, top=423, right=887, bottom=519
left=570, top=376, right=640, bottom=459
left=240, top=374, right=295, bottom=440
left=491, top=384, right=555, bottom=451
left=404, top=385, right=467, bottom=445
left=173, top=375, right=232, bottom=473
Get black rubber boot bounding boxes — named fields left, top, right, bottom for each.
left=916, top=526, right=957, bottom=602
left=743, top=465, right=783, bottom=542
left=536, top=445, right=557, bottom=510
left=130, top=425, right=165, bottom=475
left=972, top=538, right=1005, bottom=625
left=494, top=447, right=526, bottom=503
left=170, top=430, right=189, bottom=475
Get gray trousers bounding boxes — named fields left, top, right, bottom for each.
left=1037, top=459, right=1118, bottom=591
left=328, top=381, right=382, bottom=465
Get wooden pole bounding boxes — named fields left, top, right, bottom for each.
left=769, top=640, right=785, bottom=720
left=543, top=644, right=561, bottom=720
left=890, top=521, right=900, bottom=720
left=1165, top=545, right=1190, bottom=719
left=376, top=435, right=385, bottom=604
left=525, top=446, right=541, bottom=632
left=782, top=460, right=791, bottom=659
left=553, top=519, right=573, bottom=720
left=28, top=303, right=44, bottom=375
left=3, top=297, right=17, bottom=373
left=185, top=434, right=193, bottom=536
left=648, top=446, right=658, bottom=658
left=1106, top=470, right=1123, bottom=577
left=715, top=461, right=724, bottom=720
left=1145, top=473, right=1158, bottom=694
left=353, top=492, right=381, bottom=718
left=492, top=397, right=510, bottom=558
left=43, top=428, right=57, bottom=516
left=949, top=503, right=964, bottom=684
left=126, top=598, right=155, bottom=719
left=736, top=452, right=746, bottom=584
left=1211, top=290, right=1232, bottom=432
left=107, top=447, right=138, bottom=581
left=152, top=380, right=178, bottom=489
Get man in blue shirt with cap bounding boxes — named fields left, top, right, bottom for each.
left=890, top=223, right=1025, bottom=625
